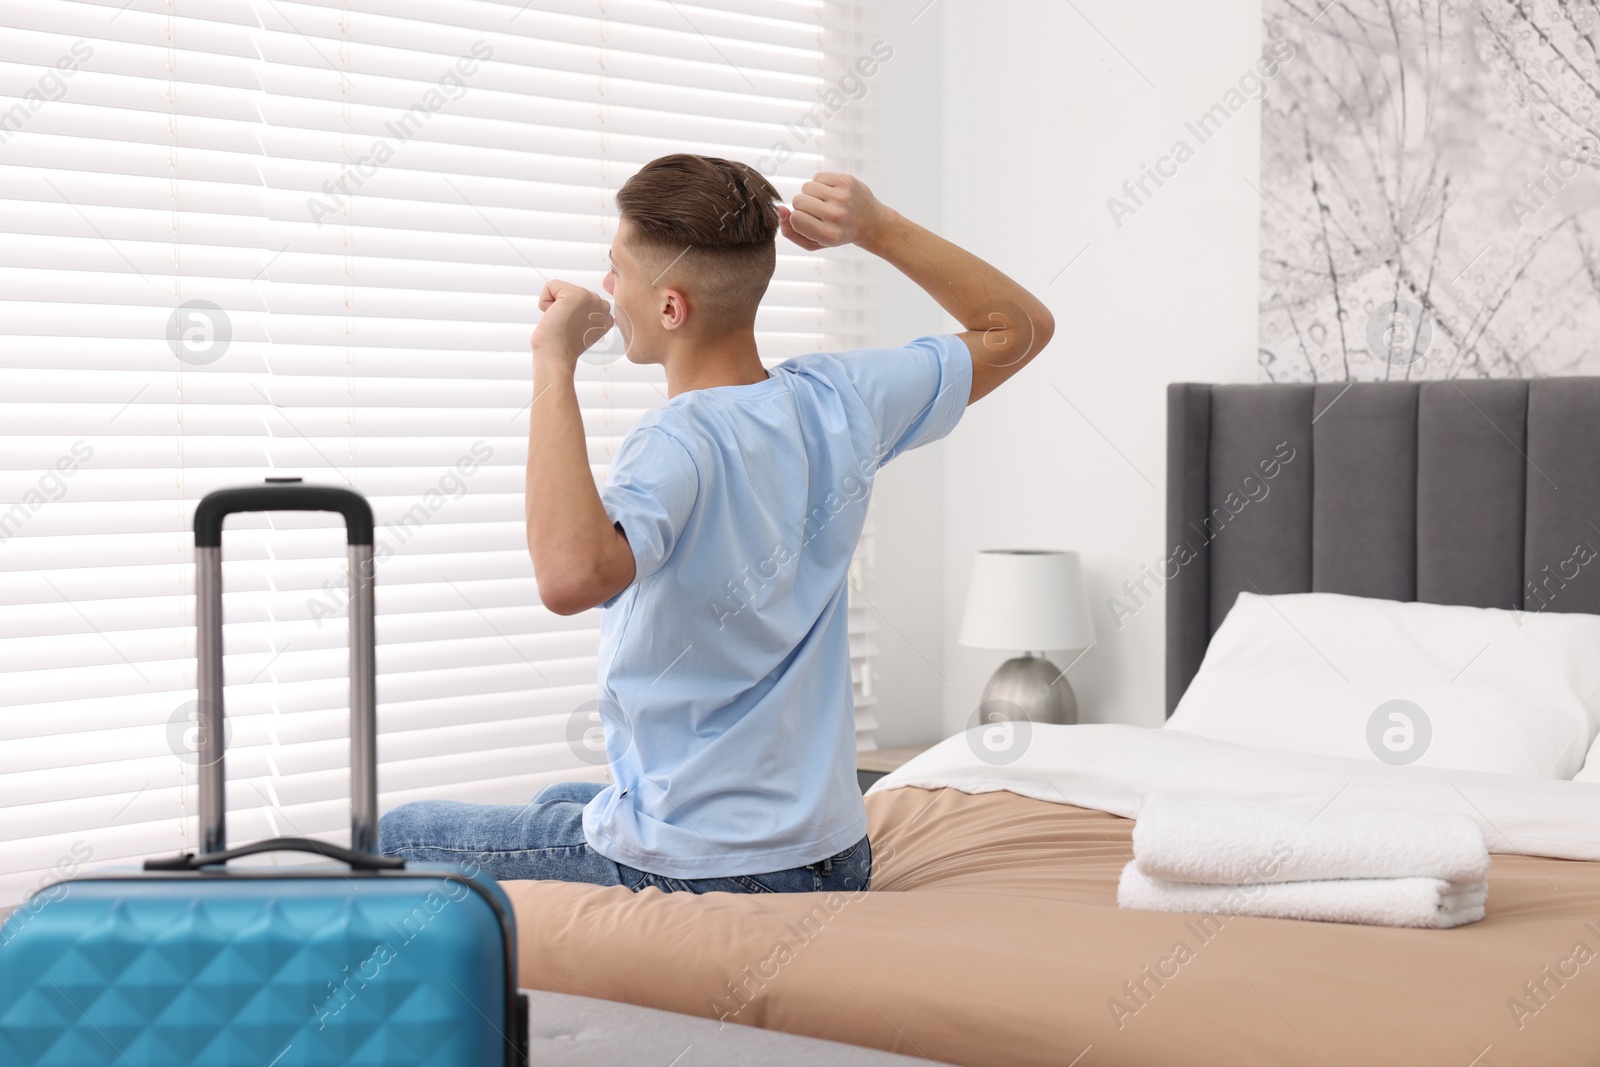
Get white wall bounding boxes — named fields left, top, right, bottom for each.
left=861, top=0, right=1268, bottom=741
left=856, top=0, right=951, bottom=746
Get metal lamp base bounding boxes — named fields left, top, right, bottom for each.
left=978, top=653, right=1077, bottom=726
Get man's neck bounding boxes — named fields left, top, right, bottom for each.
left=663, top=328, right=769, bottom=398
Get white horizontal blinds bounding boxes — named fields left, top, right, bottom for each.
left=0, top=0, right=280, bottom=908
left=0, top=0, right=871, bottom=906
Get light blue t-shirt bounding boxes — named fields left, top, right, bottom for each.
left=581, top=333, right=973, bottom=879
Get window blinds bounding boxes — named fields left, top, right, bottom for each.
left=0, top=0, right=875, bottom=908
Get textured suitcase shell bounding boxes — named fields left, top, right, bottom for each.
left=0, top=867, right=524, bottom=1067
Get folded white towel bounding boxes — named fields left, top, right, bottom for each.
left=1116, top=861, right=1487, bottom=929
left=1131, top=792, right=1489, bottom=885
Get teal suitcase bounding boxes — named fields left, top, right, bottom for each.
left=0, top=482, right=528, bottom=1066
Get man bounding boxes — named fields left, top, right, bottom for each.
left=379, top=154, right=1053, bottom=893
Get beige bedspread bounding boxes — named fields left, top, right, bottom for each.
left=504, top=786, right=1600, bottom=1066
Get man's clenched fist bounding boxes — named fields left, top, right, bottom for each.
left=779, top=173, right=890, bottom=251
left=532, top=279, right=614, bottom=363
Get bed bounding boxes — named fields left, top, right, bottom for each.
left=512, top=379, right=1600, bottom=1066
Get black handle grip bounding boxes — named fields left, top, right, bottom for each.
left=194, top=482, right=374, bottom=547
left=144, top=836, right=405, bottom=872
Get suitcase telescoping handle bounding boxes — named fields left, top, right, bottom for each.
left=192, top=480, right=379, bottom=857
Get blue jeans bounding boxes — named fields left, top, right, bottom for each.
left=377, top=780, right=872, bottom=895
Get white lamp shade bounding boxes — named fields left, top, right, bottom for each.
left=958, top=549, right=1095, bottom=652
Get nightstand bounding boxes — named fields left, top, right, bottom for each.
left=856, top=742, right=936, bottom=793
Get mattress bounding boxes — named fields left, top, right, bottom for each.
left=504, top=728, right=1600, bottom=1066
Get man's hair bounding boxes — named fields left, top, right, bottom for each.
left=615, top=154, right=780, bottom=327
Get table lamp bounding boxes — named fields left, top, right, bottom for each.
left=958, top=549, right=1095, bottom=724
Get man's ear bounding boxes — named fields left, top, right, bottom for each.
left=659, top=288, right=690, bottom=332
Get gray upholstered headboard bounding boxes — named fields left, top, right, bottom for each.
left=1164, top=379, right=1600, bottom=716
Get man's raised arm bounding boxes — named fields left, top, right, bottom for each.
left=780, top=173, right=1055, bottom=404
left=525, top=280, right=635, bottom=616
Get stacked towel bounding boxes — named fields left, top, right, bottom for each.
left=1117, top=866, right=1488, bottom=928
left=1117, top=793, right=1490, bottom=929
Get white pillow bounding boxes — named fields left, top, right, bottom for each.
left=1164, top=591, right=1600, bottom=779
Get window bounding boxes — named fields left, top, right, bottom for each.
left=0, top=0, right=875, bottom=908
